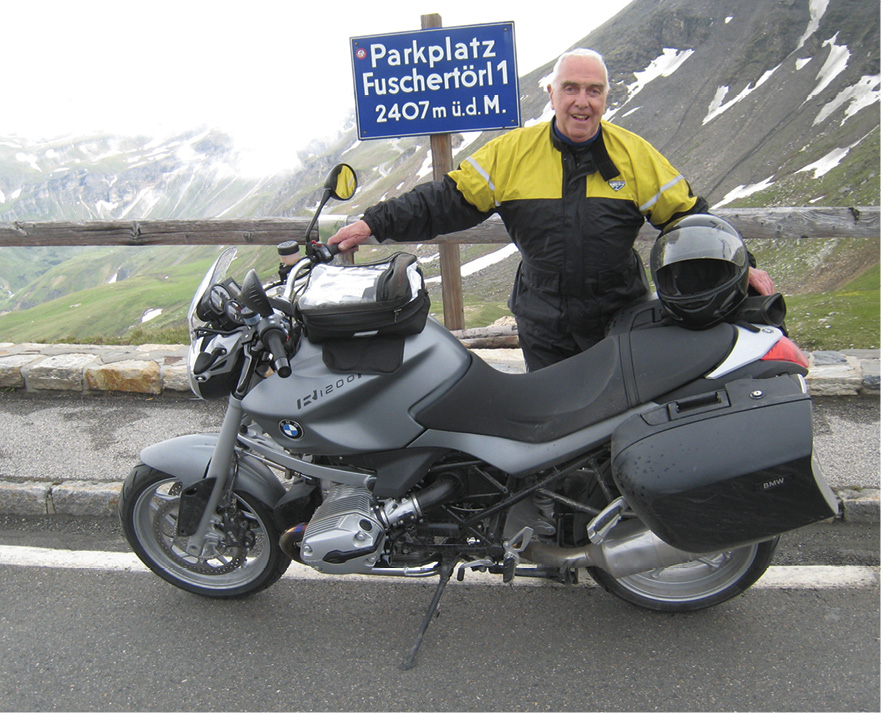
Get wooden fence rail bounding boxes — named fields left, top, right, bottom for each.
left=2, top=207, right=877, bottom=329
left=1, top=207, right=878, bottom=248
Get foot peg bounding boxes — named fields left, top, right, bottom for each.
left=502, top=527, right=533, bottom=583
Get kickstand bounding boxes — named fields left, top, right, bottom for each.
left=400, top=558, right=455, bottom=671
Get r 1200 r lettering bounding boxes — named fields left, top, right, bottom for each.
left=119, top=165, right=838, bottom=669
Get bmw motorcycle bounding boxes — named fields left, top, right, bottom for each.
left=119, top=164, right=838, bottom=668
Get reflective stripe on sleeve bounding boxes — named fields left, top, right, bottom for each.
left=464, top=157, right=501, bottom=207
left=639, top=174, right=685, bottom=213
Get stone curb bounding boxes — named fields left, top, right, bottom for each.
left=0, top=480, right=122, bottom=519
left=0, top=479, right=876, bottom=523
left=1, top=342, right=879, bottom=397
left=0, top=343, right=189, bottom=395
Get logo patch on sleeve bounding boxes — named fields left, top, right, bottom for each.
left=609, top=180, right=626, bottom=191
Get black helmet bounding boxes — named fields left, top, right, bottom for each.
left=651, top=214, right=749, bottom=328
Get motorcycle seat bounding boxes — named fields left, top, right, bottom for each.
left=414, top=323, right=736, bottom=443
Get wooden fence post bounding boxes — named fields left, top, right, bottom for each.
left=421, top=13, right=465, bottom=331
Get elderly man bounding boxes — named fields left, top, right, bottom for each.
left=330, top=49, right=772, bottom=370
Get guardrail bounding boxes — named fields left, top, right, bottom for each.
left=2, top=206, right=878, bottom=327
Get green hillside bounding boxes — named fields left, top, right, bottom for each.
left=0, top=246, right=279, bottom=344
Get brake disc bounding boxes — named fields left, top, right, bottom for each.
left=152, top=495, right=245, bottom=575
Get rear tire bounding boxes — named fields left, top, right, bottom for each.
left=588, top=537, right=779, bottom=612
left=119, top=464, right=290, bottom=598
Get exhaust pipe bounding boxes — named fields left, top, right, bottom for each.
left=524, top=517, right=715, bottom=579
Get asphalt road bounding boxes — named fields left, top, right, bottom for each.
left=0, top=517, right=878, bottom=712
left=0, top=390, right=876, bottom=710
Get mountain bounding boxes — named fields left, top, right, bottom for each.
left=0, top=0, right=877, bottom=343
left=0, top=129, right=296, bottom=222
left=329, top=0, right=880, bottom=213
left=591, top=0, right=880, bottom=208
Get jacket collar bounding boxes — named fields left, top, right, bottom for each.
left=549, top=120, right=619, bottom=181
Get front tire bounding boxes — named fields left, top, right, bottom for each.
left=119, top=464, right=290, bottom=598
left=588, top=538, right=779, bottom=612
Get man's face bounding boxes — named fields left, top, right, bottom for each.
left=548, top=55, right=608, bottom=143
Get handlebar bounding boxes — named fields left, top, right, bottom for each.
left=256, top=240, right=342, bottom=377
left=262, top=325, right=291, bottom=378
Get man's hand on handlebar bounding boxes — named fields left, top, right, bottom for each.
left=328, top=219, right=373, bottom=253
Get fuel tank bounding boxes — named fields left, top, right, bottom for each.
left=243, top=318, right=471, bottom=454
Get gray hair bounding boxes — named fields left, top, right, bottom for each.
left=546, top=49, right=609, bottom=90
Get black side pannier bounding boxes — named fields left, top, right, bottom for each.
left=296, top=252, right=429, bottom=343
left=611, top=375, right=838, bottom=552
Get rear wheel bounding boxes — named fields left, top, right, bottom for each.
left=588, top=537, right=779, bottom=612
left=119, top=464, right=290, bottom=598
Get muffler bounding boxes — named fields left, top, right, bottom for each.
left=524, top=517, right=715, bottom=579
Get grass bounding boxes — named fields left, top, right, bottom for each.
left=785, top=264, right=880, bottom=351
left=1, top=240, right=877, bottom=352
left=0, top=245, right=278, bottom=344
left=429, top=299, right=512, bottom=329
left=427, top=262, right=880, bottom=349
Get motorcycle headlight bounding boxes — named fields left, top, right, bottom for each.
left=187, top=331, right=245, bottom=400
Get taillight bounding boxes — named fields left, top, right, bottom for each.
left=761, top=336, right=809, bottom=369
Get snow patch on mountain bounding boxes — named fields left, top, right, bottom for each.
left=606, top=49, right=694, bottom=121
left=703, top=66, right=781, bottom=125
left=806, top=34, right=851, bottom=103
left=798, top=132, right=873, bottom=178
left=814, top=74, right=881, bottom=126
left=797, top=0, right=830, bottom=49
left=425, top=244, right=520, bottom=284
left=16, top=153, right=41, bottom=171
left=712, top=176, right=776, bottom=209
left=624, top=49, right=694, bottom=102
left=141, top=308, right=162, bottom=323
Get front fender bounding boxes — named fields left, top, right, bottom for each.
left=140, top=434, right=285, bottom=507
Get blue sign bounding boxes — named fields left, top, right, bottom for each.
left=351, top=22, right=520, bottom=140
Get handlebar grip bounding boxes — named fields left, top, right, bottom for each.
left=263, top=328, right=291, bottom=378
left=310, top=241, right=338, bottom=263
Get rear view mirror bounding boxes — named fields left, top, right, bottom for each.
left=324, top=164, right=357, bottom=201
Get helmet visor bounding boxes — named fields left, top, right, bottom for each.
left=653, top=228, right=748, bottom=267
left=657, top=258, right=739, bottom=296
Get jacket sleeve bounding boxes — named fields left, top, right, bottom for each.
left=362, top=176, right=492, bottom=242
left=658, top=194, right=709, bottom=229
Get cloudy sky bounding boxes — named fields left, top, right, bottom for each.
left=2, top=0, right=633, bottom=170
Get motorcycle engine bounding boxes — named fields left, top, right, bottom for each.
left=300, top=484, right=385, bottom=574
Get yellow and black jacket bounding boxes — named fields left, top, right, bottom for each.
left=363, top=119, right=705, bottom=302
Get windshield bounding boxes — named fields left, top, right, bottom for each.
left=187, top=247, right=237, bottom=341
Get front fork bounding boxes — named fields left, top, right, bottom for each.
left=184, top=341, right=264, bottom=557
left=183, top=395, right=246, bottom=557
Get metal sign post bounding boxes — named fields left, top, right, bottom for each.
left=351, top=17, right=520, bottom=331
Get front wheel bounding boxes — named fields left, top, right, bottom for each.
left=588, top=538, right=779, bottom=612
left=119, top=464, right=290, bottom=598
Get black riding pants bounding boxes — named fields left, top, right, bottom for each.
left=509, top=254, right=648, bottom=371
